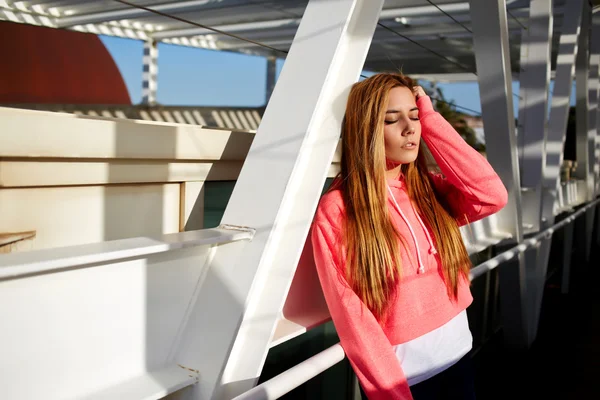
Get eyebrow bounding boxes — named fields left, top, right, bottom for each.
left=386, top=107, right=419, bottom=114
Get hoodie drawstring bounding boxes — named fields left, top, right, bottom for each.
left=387, top=184, right=437, bottom=274
left=412, top=203, right=438, bottom=256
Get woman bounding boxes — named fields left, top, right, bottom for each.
left=310, top=73, right=508, bottom=399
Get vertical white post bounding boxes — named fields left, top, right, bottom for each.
left=589, top=14, right=600, bottom=196
left=517, top=0, right=554, bottom=234
left=265, top=55, right=277, bottom=104
left=469, top=0, right=528, bottom=348
left=574, top=2, right=592, bottom=200
left=469, top=0, right=523, bottom=240
left=542, top=0, right=584, bottom=226
left=142, top=39, right=158, bottom=105
left=171, top=1, right=386, bottom=399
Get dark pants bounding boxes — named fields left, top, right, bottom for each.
left=360, top=355, right=477, bottom=400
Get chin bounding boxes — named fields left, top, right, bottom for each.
left=389, top=152, right=419, bottom=165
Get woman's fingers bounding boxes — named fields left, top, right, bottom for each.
left=412, top=86, right=427, bottom=100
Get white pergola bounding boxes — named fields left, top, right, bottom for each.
left=0, top=0, right=573, bottom=101
left=1, top=1, right=600, bottom=400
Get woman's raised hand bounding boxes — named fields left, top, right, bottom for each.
left=412, top=86, right=427, bottom=101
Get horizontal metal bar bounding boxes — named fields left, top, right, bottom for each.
left=232, top=343, right=345, bottom=400
left=56, top=0, right=217, bottom=28
left=0, top=226, right=254, bottom=280
left=152, top=18, right=301, bottom=40
left=152, top=1, right=532, bottom=40
left=470, top=197, right=600, bottom=280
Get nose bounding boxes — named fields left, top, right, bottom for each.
left=402, top=126, right=416, bottom=137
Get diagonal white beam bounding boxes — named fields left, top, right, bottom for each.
left=171, top=1, right=385, bottom=399
left=55, top=0, right=221, bottom=28
left=542, top=0, right=584, bottom=225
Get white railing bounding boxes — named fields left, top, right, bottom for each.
left=234, top=197, right=600, bottom=400
left=470, top=197, right=599, bottom=280
left=232, top=343, right=346, bottom=400
left=0, top=226, right=254, bottom=400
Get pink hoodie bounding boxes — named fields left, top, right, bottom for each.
left=310, top=95, right=508, bottom=399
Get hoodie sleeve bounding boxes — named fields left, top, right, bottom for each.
left=311, top=202, right=413, bottom=400
left=417, top=95, right=508, bottom=226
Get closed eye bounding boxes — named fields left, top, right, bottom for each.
left=385, top=117, right=419, bottom=124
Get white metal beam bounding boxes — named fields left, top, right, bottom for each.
left=265, top=55, right=277, bottom=104
left=469, top=0, right=528, bottom=349
left=170, top=1, right=386, bottom=399
left=151, top=1, right=527, bottom=40
left=537, top=3, right=584, bottom=343
left=0, top=3, right=57, bottom=26
left=142, top=38, right=158, bottom=105
left=470, top=0, right=523, bottom=241
left=389, top=6, right=531, bottom=27
left=55, top=0, right=221, bottom=28
left=517, top=0, right=553, bottom=234
left=152, top=18, right=302, bottom=40
left=590, top=16, right=600, bottom=195
left=216, top=23, right=500, bottom=48
left=542, top=0, right=584, bottom=226
left=514, top=0, right=554, bottom=345
left=380, top=1, right=470, bottom=19
left=574, top=1, right=592, bottom=200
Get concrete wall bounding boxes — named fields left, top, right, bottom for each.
left=0, top=107, right=249, bottom=252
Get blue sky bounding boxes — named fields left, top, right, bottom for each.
left=100, top=35, right=575, bottom=115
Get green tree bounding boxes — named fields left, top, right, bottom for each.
left=426, top=86, right=486, bottom=153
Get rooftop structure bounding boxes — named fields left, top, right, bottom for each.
left=0, top=1, right=599, bottom=399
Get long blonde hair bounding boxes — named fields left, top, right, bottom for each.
left=339, top=73, right=471, bottom=319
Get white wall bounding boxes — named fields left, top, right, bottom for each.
left=0, top=107, right=252, bottom=252
left=0, top=107, right=340, bottom=252
left=0, top=185, right=180, bottom=250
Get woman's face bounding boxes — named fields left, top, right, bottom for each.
left=383, top=86, right=421, bottom=164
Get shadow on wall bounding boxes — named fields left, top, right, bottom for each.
left=106, top=117, right=175, bottom=384
left=199, top=131, right=254, bottom=230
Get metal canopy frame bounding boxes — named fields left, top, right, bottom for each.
left=0, top=0, right=576, bottom=76
left=2, top=1, right=600, bottom=400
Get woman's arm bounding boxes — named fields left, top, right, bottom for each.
left=311, top=201, right=413, bottom=400
left=416, top=93, right=508, bottom=226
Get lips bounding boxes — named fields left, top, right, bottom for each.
left=402, top=141, right=417, bottom=149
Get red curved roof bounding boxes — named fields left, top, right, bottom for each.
left=0, top=21, right=131, bottom=104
